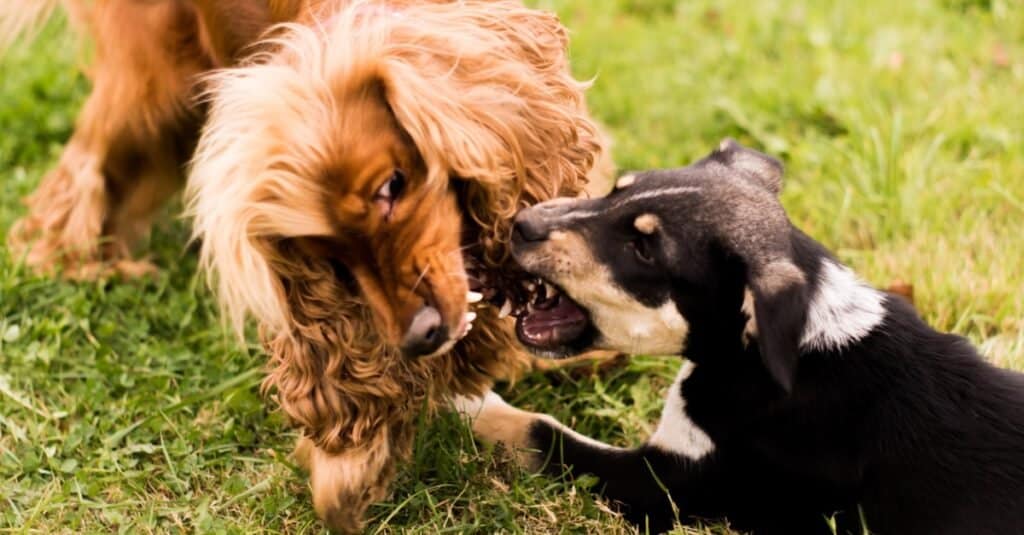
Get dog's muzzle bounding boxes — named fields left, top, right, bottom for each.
left=401, top=305, right=447, bottom=357
left=512, top=198, right=579, bottom=244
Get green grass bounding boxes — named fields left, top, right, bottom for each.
left=2, top=0, right=1022, bottom=532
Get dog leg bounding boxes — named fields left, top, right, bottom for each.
left=8, top=0, right=206, bottom=278
left=528, top=350, right=628, bottom=376
left=453, top=390, right=569, bottom=469
left=9, top=139, right=108, bottom=275
left=97, top=129, right=197, bottom=278
left=455, top=389, right=847, bottom=534
left=454, top=390, right=684, bottom=527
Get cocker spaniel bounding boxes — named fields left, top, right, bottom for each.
left=3, top=0, right=607, bottom=531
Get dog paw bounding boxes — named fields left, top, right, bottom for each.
left=64, top=258, right=159, bottom=280
left=112, top=259, right=159, bottom=279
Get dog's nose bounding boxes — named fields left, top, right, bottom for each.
left=513, top=209, right=551, bottom=242
left=401, top=305, right=448, bottom=357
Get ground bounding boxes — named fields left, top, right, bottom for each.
left=1, top=0, right=1022, bottom=533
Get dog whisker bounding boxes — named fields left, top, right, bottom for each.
left=410, top=264, right=431, bottom=294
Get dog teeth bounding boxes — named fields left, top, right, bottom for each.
left=523, top=280, right=537, bottom=292
left=544, top=281, right=559, bottom=297
left=467, top=291, right=483, bottom=304
left=459, top=311, right=476, bottom=339
left=498, top=299, right=512, bottom=318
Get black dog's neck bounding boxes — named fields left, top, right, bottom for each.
left=675, top=249, right=749, bottom=366
left=679, top=228, right=837, bottom=369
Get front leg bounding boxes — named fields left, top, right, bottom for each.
left=456, top=362, right=855, bottom=535
left=453, top=390, right=713, bottom=532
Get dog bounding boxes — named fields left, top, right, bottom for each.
left=3, top=1, right=608, bottom=530
left=457, top=139, right=1024, bottom=534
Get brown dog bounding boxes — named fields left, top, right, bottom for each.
left=3, top=1, right=608, bottom=530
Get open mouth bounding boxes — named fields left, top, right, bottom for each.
left=457, top=197, right=590, bottom=356
left=513, top=278, right=590, bottom=351
left=467, top=263, right=591, bottom=354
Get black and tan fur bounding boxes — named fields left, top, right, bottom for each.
left=460, top=140, right=1024, bottom=534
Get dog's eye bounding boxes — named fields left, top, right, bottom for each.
left=631, top=238, right=655, bottom=266
left=374, top=169, right=406, bottom=219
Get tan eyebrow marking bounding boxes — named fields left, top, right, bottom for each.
left=634, top=213, right=660, bottom=234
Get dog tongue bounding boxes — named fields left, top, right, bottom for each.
left=516, top=294, right=588, bottom=348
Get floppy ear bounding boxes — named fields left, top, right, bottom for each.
left=376, top=0, right=602, bottom=212
left=706, top=138, right=805, bottom=391
left=747, top=259, right=810, bottom=392
left=710, top=138, right=784, bottom=195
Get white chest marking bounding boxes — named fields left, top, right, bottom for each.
left=800, top=260, right=886, bottom=351
left=648, top=361, right=715, bottom=460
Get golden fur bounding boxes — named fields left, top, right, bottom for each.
left=4, top=0, right=606, bottom=531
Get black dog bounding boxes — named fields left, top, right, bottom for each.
left=458, top=140, right=1024, bottom=534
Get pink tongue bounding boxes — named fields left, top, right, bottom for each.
left=517, top=295, right=588, bottom=348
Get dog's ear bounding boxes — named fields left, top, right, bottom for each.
left=746, top=259, right=809, bottom=393
left=376, top=1, right=602, bottom=202
left=705, top=138, right=806, bottom=391
left=708, top=138, right=784, bottom=195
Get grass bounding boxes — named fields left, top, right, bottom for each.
left=1, top=0, right=1022, bottom=532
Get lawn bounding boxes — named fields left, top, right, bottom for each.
left=1, top=0, right=1022, bottom=533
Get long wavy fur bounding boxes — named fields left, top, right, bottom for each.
left=186, top=1, right=603, bottom=528
left=0, top=0, right=61, bottom=52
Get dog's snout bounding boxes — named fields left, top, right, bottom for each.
left=513, top=198, right=579, bottom=243
left=401, top=305, right=448, bottom=357
left=513, top=209, right=552, bottom=242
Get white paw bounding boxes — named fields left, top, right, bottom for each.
left=451, top=390, right=506, bottom=420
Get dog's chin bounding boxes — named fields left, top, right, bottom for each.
left=512, top=277, right=595, bottom=359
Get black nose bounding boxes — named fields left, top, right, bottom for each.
left=513, top=209, right=551, bottom=242
left=401, top=306, right=448, bottom=357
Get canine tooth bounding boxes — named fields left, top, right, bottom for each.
left=524, top=280, right=537, bottom=292
left=466, top=311, right=477, bottom=323
left=498, top=299, right=512, bottom=318
left=467, top=291, right=483, bottom=304
left=544, top=281, right=559, bottom=297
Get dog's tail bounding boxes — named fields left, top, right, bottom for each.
left=0, top=0, right=84, bottom=53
